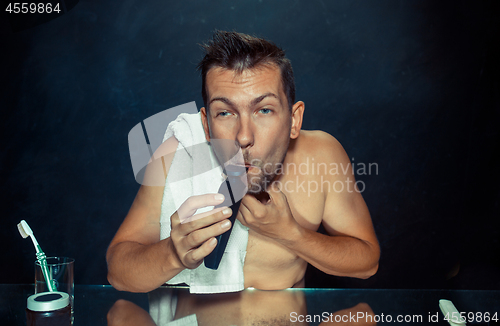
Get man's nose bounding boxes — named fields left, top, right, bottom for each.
left=236, top=116, right=254, bottom=149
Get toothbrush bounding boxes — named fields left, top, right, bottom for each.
left=17, top=220, right=56, bottom=292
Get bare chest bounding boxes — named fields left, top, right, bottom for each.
left=243, top=173, right=326, bottom=288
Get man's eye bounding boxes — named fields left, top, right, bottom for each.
left=217, top=111, right=231, bottom=117
left=259, top=108, right=272, bottom=114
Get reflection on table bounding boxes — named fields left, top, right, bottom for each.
left=2, top=285, right=499, bottom=326
left=109, top=287, right=375, bottom=325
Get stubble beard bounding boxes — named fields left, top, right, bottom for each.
left=245, top=149, right=288, bottom=195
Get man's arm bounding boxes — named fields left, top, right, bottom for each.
left=286, top=187, right=379, bottom=278
left=107, top=136, right=181, bottom=292
left=316, top=132, right=379, bottom=277
left=287, top=131, right=379, bottom=278
left=238, top=131, right=379, bottom=279
left=106, top=183, right=183, bottom=293
left=106, top=137, right=233, bottom=292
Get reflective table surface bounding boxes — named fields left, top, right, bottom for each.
left=2, top=284, right=499, bottom=325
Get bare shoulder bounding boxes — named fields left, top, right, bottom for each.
left=293, top=130, right=349, bottom=165
left=154, top=136, right=179, bottom=158
left=142, top=136, right=179, bottom=186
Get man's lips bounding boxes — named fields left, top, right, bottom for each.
left=236, top=163, right=252, bottom=172
left=232, top=159, right=260, bottom=172
left=245, top=163, right=260, bottom=173
left=227, top=163, right=254, bottom=173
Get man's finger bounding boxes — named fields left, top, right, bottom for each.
left=185, top=237, right=218, bottom=265
left=183, top=218, right=232, bottom=249
left=237, top=203, right=251, bottom=226
left=266, top=183, right=285, bottom=202
left=236, top=210, right=248, bottom=227
left=241, top=193, right=263, bottom=210
left=172, top=204, right=227, bottom=231
left=177, top=193, right=225, bottom=221
left=264, top=184, right=290, bottom=211
left=180, top=207, right=232, bottom=234
left=241, top=194, right=269, bottom=219
left=240, top=195, right=270, bottom=221
left=170, top=211, right=181, bottom=228
left=181, top=206, right=227, bottom=224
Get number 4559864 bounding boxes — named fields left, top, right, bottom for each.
left=5, top=3, right=61, bottom=14
left=444, top=311, right=498, bottom=323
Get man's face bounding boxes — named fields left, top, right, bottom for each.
left=201, top=65, right=297, bottom=193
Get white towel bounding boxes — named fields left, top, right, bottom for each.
left=158, top=112, right=249, bottom=293
left=149, top=288, right=199, bottom=326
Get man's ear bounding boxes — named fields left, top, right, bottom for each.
left=200, top=107, right=211, bottom=142
left=290, top=101, right=305, bottom=139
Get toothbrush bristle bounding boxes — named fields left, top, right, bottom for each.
left=17, top=220, right=30, bottom=238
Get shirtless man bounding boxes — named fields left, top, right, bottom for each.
left=106, top=31, right=380, bottom=293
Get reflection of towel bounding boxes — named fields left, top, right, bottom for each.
left=149, top=288, right=198, bottom=326
left=158, top=112, right=249, bottom=293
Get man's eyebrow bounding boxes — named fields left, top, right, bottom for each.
left=209, top=93, right=280, bottom=108
left=251, top=92, right=280, bottom=106
left=209, top=97, right=235, bottom=108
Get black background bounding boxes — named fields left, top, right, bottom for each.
left=1, top=0, right=499, bottom=289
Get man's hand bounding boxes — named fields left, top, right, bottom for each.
left=170, top=194, right=233, bottom=269
left=238, top=184, right=302, bottom=242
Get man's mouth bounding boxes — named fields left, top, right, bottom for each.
left=244, top=162, right=257, bottom=172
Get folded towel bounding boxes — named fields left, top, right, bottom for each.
left=158, top=111, right=249, bottom=293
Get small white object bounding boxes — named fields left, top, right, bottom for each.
left=17, top=220, right=32, bottom=239
left=17, top=220, right=41, bottom=251
left=27, top=292, right=69, bottom=312
left=439, top=299, right=466, bottom=326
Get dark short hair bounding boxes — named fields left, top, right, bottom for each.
left=197, top=31, right=295, bottom=111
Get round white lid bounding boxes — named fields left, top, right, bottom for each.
left=27, top=291, right=69, bottom=312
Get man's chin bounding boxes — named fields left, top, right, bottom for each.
left=247, top=175, right=265, bottom=193
left=246, top=174, right=275, bottom=195
left=247, top=185, right=265, bottom=195
left=251, top=191, right=271, bottom=204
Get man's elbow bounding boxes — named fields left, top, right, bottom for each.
left=107, top=270, right=151, bottom=293
left=107, top=273, right=120, bottom=290
left=343, top=262, right=378, bottom=280
left=358, top=247, right=380, bottom=279
left=352, top=245, right=380, bottom=279
left=106, top=247, right=132, bottom=292
left=360, top=240, right=380, bottom=279
left=358, top=262, right=378, bottom=279
left=107, top=260, right=126, bottom=292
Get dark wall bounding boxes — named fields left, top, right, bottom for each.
left=1, top=0, right=498, bottom=289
